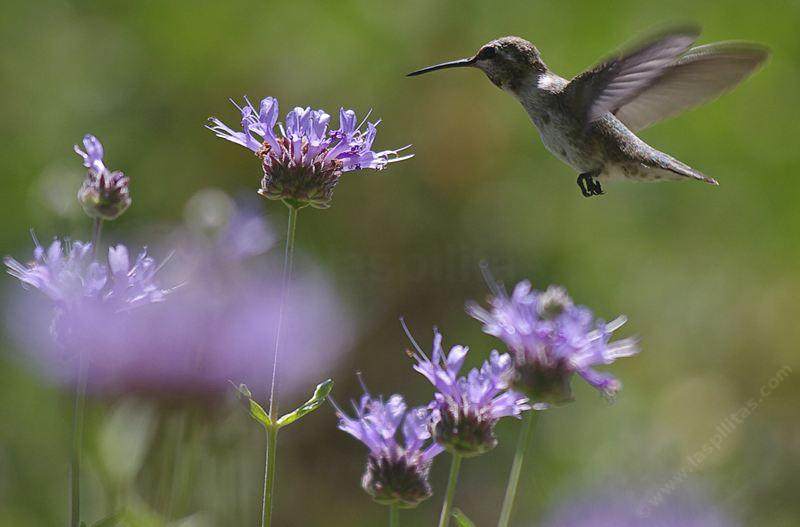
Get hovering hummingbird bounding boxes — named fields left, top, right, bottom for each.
left=408, top=28, right=768, bottom=197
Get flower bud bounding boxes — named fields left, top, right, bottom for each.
left=78, top=168, right=131, bottom=220
left=74, top=135, right=131, bottom=220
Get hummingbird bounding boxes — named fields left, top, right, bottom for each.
left=408, top=28, right=768, bottom=197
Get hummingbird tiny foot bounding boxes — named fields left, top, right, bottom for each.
left=577, top=172, right=604, bottom=198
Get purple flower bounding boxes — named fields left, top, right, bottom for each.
left=467, top=278, right=639, bottom=407
left=335, top=390, right=443, bottom=508
left=4, top=236, right=169, bottom=354
left=409, top=328, right=530, bottom=456
left=207, top=97, right=411, bottom=209
left=543, top=487, right=739, bottom=527
left=5, top=237, right=167, bottom=311
left=5, top=201, right=356, bottom=399
left=74, top=134, right=131, bottom=220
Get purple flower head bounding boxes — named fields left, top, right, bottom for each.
left=407, top=326, right=530, bottom=456
left=74, top=134, right=131, bottom=220
left=543, top=486, right=739, bottom=527
left=335, top=388, right=443, bottom=508
left=4, top=236, right=169, bottom=353
left=5, top=200, right=356, bottom=399
left=467, top=274, right=640, bottom=408
left=207, top=97, right=411, bottom=209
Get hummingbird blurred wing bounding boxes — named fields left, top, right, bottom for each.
left=565, top=28, right=700, bottom=124
left=613, top=42, right=769, bottom=131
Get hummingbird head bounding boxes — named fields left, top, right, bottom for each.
left=408, top=36, right=545, bottom=92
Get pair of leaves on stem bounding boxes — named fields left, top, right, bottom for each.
left=232, top=379, right=333, bottom=430
left=234, top=380, right=475, bottom=527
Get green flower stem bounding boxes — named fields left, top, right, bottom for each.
left=70, top=217, right=104, bottom=527
left=438, top=453, right=462, bottom=527
left=389, top=503, right=399, bottom=527
left=262, top=203, right=300, bottom=527
left=497, top=411, right=538, bottom=527
left=69, top=357, right=89, bottom=527
left=261, top=426, right=279, bottom=527
left=267, top=203, right=298, bottom=420
left=91, top=217, right=104, bottom=258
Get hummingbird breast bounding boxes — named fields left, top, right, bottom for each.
left=515, top=75, right=605, bottom=173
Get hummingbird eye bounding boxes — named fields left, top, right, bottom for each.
left=478, top=46, right=497, bottom=60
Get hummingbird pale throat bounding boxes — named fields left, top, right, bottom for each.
left=408, top=28, right=768, bottom=197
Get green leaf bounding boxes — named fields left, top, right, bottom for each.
left=230, top=381, right=271, bottom=427
left=276, top=379, right=333, bottom=428
left=452, top=509, right=476, bottom=527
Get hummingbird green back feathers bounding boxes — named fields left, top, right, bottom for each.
left=408, top=27, right=769, bottom=197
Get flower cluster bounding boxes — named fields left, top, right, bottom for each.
left=74, top=135, right=131, bottom=220
left=335, top=392, right=443, bottom=508
left=336, top=321, right=532, bottom=506
left=467, top=279, right=640, bottom=407
left=207, top=97, right=411, bottom=209
left=411, top=329, right=529, bottom=456
left=4, top=237, right=169, bottom=352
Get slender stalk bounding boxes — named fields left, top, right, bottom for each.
left=69, top=358, right=89, bottom=527
left=438, top=454, right=462, bottom=527
left=261, top=204, right=299, bottom=527
left=389, top=504, right=399, bottom=527
left=70, top=218, right=104, bottom=527
left=90, top=217, right=104, bottom=258
left=497, top=411, right=538, bottom=527
left=261, top=426, right=279, bottom=527
left=267, top=204, right=298, bottom=420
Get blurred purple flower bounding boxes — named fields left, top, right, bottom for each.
left=542, top=487, right=739, bottom=527
left=5, top=200, right=355, bottom=400
left=409, top=328, right=529, bottom=456
left=207, top=97, right=412, bottom=208
left=4, top=237, right=168, bottom=354
left=335, top=390, right=443, bottom=508
left=467, top=278, right=639, bottom=407
left=74, top=134, right=131, bottom=220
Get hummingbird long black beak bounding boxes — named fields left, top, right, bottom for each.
left=406, top=57, right=476, bottom=77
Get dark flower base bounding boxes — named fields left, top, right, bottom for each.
left=78, top=169, right=131, bottom=220
left=259, top=156, right=340, bottom=209
left=435, top=408, right=497, bottom=457
left=362, top=455, right=432, bottom=509
left=514, top=361, right=575, bottom=406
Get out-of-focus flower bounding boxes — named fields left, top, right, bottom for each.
left=74, top=135, right=131, bottom=220
left=207, top=97, right=412, bottom=209
left=542, top=487, right=739, bottom=527
left=4, top=197, right=355, bottom=399
left=335, top=390, right=443, bottom=508
left=467, top=278, right=639, bottom=408
left=409, top=328, right=529, bottom=456
left=4, top=237, right=168, bottom=353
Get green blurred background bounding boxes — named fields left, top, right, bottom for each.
left=1, top=0, right=799, bottom=526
